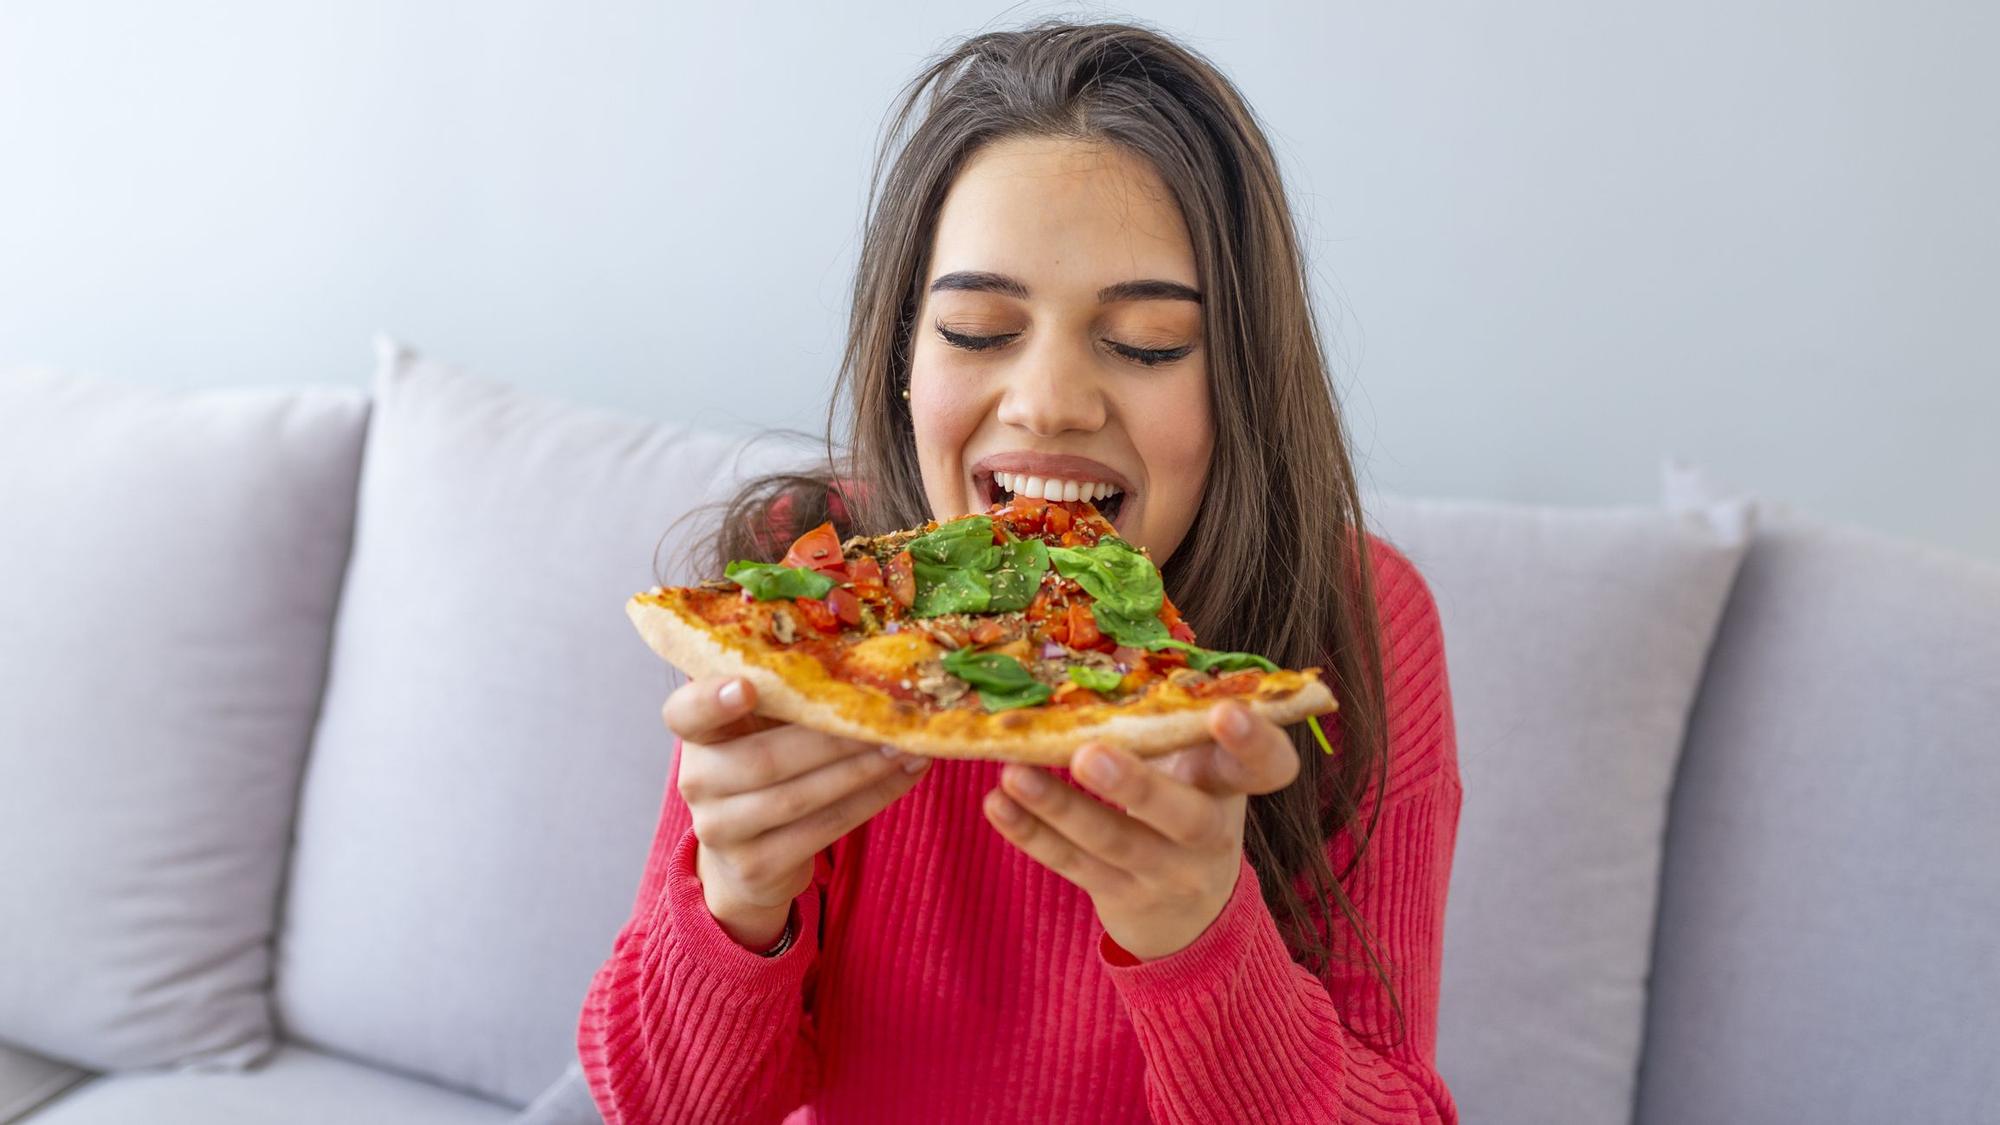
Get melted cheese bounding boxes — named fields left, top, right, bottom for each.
left=843, top=631, right=942, bottom=678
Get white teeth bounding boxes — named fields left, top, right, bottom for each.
left=988, top=470, right=1125, bottom=503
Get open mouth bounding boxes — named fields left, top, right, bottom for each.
left=980, top=470, right=1136, bottom=528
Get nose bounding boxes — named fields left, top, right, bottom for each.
left=994, top=336, right=1107, bottom=437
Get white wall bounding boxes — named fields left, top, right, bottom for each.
left=3, top=1, right=1995, bottom=561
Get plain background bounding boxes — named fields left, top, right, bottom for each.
left=2, top=1, right=1994, bottom=562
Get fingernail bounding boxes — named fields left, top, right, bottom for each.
left=878, top=744, right=902, bottom=759
left=902, top=755, right=931, bottom=774
left=1078, top=749, right=1123, bottom=789
left=719, top=679, right=746, bottom=708
left=1221, top=704, right=1252, bottom=739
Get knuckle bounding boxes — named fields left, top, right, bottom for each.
left=1097, top=829, right=1139, bottom=866
left=765, top=785, right=814, bottom=826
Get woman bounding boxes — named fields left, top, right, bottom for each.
left=579, top=18, right=1461, bottom=1124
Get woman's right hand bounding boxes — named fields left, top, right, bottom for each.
left=665, top=675, right=932, bottom=949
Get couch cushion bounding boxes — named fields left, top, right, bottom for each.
left=20, top=1044, right=513, bottom=1125
left=0, top=368, right=368, bottom=1070
left=275, top=339, right=801, bottom=1106
left=0, top=1043, right=89, bottom=1125
left=1638, top=486, right=2000, bottom=1123
left=1367, top=494, right=1750, bottom=1125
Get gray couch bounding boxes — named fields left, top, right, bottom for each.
left=3, top=340, right=1994, bottom=1125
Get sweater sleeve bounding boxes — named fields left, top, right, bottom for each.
left=1100, top=538, right=1463, bottom=1124
left=575, top=736, right=826, bottom=1124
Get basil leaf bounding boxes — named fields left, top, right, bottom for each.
left=942, top=646, right=1053, bottom=711
left=1092, top=602, right=1169, bottom=647
left=1066, top=664, right=1124, bottom=694
left=986, top=537, right=1050, bottom=612
left=912, top=561, right=989, bottom=616
left=976, top=684, right=1053, bottom=711
left=909, top=516, right=1000, bottom=569
left=1048, top=539, right=1163, bottom=619
left=1148, top=638, right=1280, bottom=673
left=724, top=560, right=837, bottom=600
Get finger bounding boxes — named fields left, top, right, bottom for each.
left=684, top=725, right=888, bottom=801
left=663, top=676, right=783, bottom=744
left=1205, top=702, right=1302, bottom=795
left=984, top=786, right=1133, bottom=896
left=749, top=754, right=932, bottom=860
left=1071, top=742, right=1226, bottom=848
left=996, top=764, right=1169, bottom=876
left=701, top=742, right=929, bottom=843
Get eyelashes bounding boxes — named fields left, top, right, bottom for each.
left=934, top=324, right=1194, bottom=367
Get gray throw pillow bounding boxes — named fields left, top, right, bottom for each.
left=0, top=367, right=368, bottom=1070
left=1638, top=466, right=2000, bottom=1123
left=276, top=338, right=803, bottom=1106
left=1367, top=492, right=1750, bottom=1125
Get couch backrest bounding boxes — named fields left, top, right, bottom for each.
left=1636, top=514, right=2000, bottom=1123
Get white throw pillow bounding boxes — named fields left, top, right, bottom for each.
left=276, top=339, right=804, bottom=1106
left=1366, top=492, right=1751, bottom=1125
left=0, top=367, right=368, bottom=1070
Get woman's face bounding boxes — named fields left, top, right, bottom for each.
left=907, top=135, right=1213, bottom=565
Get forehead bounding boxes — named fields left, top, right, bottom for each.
left=929, top=136, right=1198, bottom=296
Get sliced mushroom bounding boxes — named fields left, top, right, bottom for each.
left=769, top=607, right=797, bottom=644
left=1167, top=667, right=1213, bottom=689
left=916, top=672, right=970, bottom=706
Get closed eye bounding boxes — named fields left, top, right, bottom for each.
left=934, top=324, right=1194, bottom=367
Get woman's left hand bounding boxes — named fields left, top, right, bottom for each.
left=983, top=699, right=1302, bottom=961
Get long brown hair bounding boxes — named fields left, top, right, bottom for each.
left=676, top=18, right=1401, bottom=1047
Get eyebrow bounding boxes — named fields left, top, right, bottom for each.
left=928, top=270, right=1203, bottom=305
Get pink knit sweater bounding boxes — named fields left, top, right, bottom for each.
left=577, top=535, right=1462, bottom=1123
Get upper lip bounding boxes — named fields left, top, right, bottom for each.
left=969, top=451, right=1135, bottom=494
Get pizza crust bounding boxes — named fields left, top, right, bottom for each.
left=628, top=591, right=1338, bottom=766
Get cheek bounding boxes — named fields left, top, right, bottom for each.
left=1132, top=368, right=1214, bottom=496
left=908, top=359, right=988, bottom=475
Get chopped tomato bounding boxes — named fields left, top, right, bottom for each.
left=1007, top=493, right=1048, bottom=530
left=1042, top=615, right=1070, bottom=646
left=1066, top=601, right=1100, bottom=649
left=933, top=620, right=971, bottom=648
left=1159, top=593, right=1184, bottom=630
left=1112, top=645, right=1146, bottom=666
left=1211, top=671, right=1260, bottom=694
left=1045, top=504, right=1072, bottom=535
left=885, top=549, right=916, bottom=608
left=826, top=587, right=862, bottom=627
left=1051, top=681, right=1090, bottom=705
left=1060, top=529, right=1085, bottom=547
left=1169, top=621, right=1197, bottom=643
left=782, top=521, right=847, bottom=576
left=1026, top=589, right=1057, bottom=621
left=793, top=595, right=840, bottom=632
left=970, top=618, right=1007, bottom=645
left=848, top=555, right=885, bottom=597
left=1148, top=645, right=1188, bottom=669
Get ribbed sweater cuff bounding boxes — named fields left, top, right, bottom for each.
left=660, top=827, right=820, bottom=989
left=1098, top=852, right=1272, bottom=1003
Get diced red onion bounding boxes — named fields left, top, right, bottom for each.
left=1114, top=661, right=1130, bottom=673
left=884, top=621, right=901, bottom=633
left=1040, top=640, right=1065, bottom=659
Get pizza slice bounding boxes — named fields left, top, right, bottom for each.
left=627, top=494, right=1336, bottom=765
